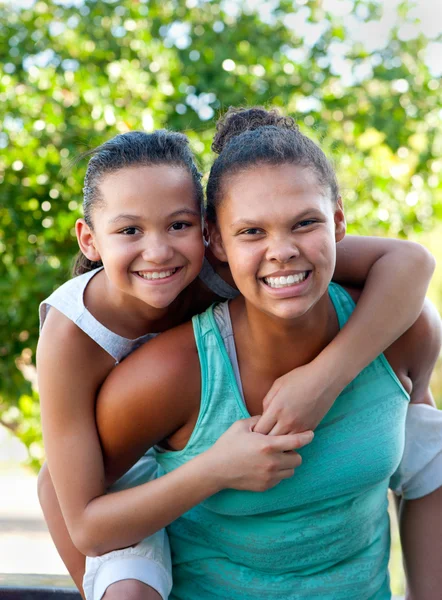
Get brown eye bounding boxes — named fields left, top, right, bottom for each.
left=242, top=228, right=262, bottom=235
left=170, top=222, right=191, bottom=231
left=295, top=220, right=316, bottom=229
left=120, top=227, right=140, bottom=235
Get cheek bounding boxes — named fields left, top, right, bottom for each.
left=226, top=242, right=261, bottom=282
left=307, top=229, right=335, bottom=263
left=183, top=231, right=205, bottom=263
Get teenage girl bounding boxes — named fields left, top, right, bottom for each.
left=37, top=129, right=435, bottom=600
left=92, top=108, right=442, bottom=599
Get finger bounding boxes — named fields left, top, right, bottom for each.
left=268, top=422, right=310, bottom=436
left=239, top=415, right=261, bottom=430
left=270, top=430, right=314, bottom=451
left=278, top=452, right=302, bottom=470
left=253, top=412, right=278, bottom=435
left=261, top=384, right=279, bottom=411
left=277, top=468, right=296, bottom=481
left=267, top=421, right=293, bottom=436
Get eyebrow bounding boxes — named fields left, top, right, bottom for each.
left=168, top=208, right=201, bottom=219
left=230, top=209, right=322, bottom=229
left=109, top=208, right=201, bottom=225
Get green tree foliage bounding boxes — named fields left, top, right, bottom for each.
left=1, top=0, right=441, bottom=463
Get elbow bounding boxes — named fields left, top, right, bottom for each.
left=71, top=507, right=119, bottom=557
left=37, top=466, right=111, bottom=558
left=71, top=526, right=103, bottom=558
left=69, top=505, right=107, bottom=557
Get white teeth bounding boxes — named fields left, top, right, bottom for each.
left=263, top=271, right=308, bottom=288
left=137, top=268, right=178, bottom=280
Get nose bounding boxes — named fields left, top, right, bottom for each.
left=266, top=236, right=300, bottom=263
left=141, top=234, right=174, bottom=265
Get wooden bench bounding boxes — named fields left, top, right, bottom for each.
left=0, top=574, right=81, bottom=599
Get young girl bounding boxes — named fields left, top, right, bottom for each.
left=92, top=108, right=442, bottom=599
left=37, top=128, right=435, bottom=600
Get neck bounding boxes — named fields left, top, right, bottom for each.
left=231, top=292, right=338, bottom=379
left=98, top=273, right=193, bottom=337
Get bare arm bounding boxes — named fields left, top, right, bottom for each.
left=93, top=323, right=311, bottom=555
left=400, top=484, right=442, bottom=600
left=254, top=236, right=435, bottom=434
left=331, top=236, right=435, bottom=377
left=40, top=316, right=311, bottom=557
left=387, top=300, right=442, bottom=600
left=38, top=317, right=221, bottom=557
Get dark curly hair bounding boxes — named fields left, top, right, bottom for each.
left=206, top=106, right=339, bottom=221
left=72, top=130, right=204, bottom=275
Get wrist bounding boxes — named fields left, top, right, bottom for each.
left=195, top=448, right=226, bottom=494
left=309, top=347, right=352, bottom=397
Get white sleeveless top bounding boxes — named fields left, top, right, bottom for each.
left=39, top=259, right=238, bottom=364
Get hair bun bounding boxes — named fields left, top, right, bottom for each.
left=211, top=106, right=298, bottom=154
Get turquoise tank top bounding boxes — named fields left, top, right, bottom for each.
left=155, top=284, right=410, bottom=600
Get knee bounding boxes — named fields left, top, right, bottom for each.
left=103, top=580, right=162, bottom=600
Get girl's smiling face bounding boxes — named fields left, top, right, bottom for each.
left=211, top=163, right=345, bottom=321
left=77, top=164, right=205, bottom=309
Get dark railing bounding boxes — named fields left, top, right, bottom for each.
left=0, top=574, right=81, bottom=599
left=0, top=573, right=407, bottom=599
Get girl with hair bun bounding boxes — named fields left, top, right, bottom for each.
left=38, top=122, right=438, bottom=600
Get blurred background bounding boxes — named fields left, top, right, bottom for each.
left=1, top=0, right=441, bottom=594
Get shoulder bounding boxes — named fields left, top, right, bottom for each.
left=341, top=285, right=441, bottom=365
left=96, top=320, right=201, bottom=470
left=341, top=286, right=441, bottom=400
left=40, top=272, right=88, bottom=329
left=384, top=299, right=441, bottom=367
left=385, top=299, right=441, bottom=400
left=37, top=306, right=114, bottom=386
left=105, top=320, right=199, bottom=383
left=97, top=320, right=200, bottom=428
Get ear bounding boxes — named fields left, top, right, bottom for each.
left=207, top=221, right=228, bottom=263
left=334, top=197, right=346, bottom=243
left=202, top=219, right=210, bottom=247
left=75, top=218, right=101, bottom=262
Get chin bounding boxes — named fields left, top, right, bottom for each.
left=146, top=296, right=177, bottom=309
left=270, top=308, right=309, bottom=321
left=265, top=297, right=317, bottom=321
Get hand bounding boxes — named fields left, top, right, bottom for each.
left=253, top=362, right=339, bottom=436
left=206, top=416, right=314, bottom=492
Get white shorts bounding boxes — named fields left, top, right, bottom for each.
left=390, top=403, right=442, bottom=499
left=83, top=450, right=172, bottom=600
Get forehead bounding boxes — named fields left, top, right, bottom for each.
left=98, top=164, right=196, bottom=210
left=222, top=163, right=331, bottom=218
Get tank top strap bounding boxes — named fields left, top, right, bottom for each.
left=160, top=306, right=248, bottom=465
left=39, top=268, right=156, bottom=363
left=327, top=282, right=356, bottom=329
